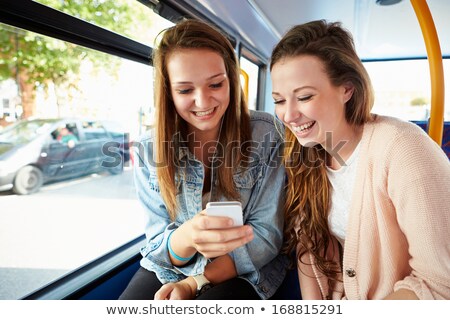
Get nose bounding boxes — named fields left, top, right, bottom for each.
left=194, top=89, right=211, bottom=109
left=283, top=99, right=301, bottom=124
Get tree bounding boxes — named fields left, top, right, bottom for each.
left=410, top=97, right=429, bottom=107
left=0, top=0, right=153, bottom=122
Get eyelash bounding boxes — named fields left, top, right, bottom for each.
left=175, top=82, right=223, bottom=95
left=210, top=81, right=223, bottom=89
left=273, top=95, right=313, bottom=105
left=298, top=95, right=313, bottom=102
left=177, top=89, right=192, bottom=94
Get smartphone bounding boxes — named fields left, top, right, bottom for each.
left=205, top=201, right=243, bottom=226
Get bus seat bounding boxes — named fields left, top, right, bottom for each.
left=270, top=267, right=302, bottom=300
left=444, top=123, right=450, bottom=159
left=412, top=120, right=450, bottom=159
left=73, top=253, right=302, bottom=300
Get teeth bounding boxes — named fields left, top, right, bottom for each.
left=292, top=121, right=314, bottom=132
left=194, top=108, right=215, bottom=116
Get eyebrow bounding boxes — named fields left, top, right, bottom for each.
left=172, top=73, right=227, bottom=85
left=272, top=85, right=315, bottom=95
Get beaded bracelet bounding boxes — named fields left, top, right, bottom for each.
left=167, top=230, right=195, bottom=262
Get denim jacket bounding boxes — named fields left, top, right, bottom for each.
left=133, top=110, right=287, bottom=299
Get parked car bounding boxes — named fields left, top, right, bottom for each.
left=0, top=118, right=130, bottom=195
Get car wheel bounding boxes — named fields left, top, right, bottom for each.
left=13, top=165, right=44, bottom=195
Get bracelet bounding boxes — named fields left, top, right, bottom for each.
left=167, top=230, right=195, bottom=262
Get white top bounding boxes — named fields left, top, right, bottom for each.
left=326, top=142, right=361, bottom=247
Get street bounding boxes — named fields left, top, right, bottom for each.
left=0, top=168, right=146, bottom=299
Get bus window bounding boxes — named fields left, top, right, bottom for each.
left=365, top=59, right=450, bottom=122
left=34, top=0, right=174, bottom=47
left=0, top=17, right=157, bottom=299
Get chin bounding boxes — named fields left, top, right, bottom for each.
left=194, top=121, right=221, bottom=132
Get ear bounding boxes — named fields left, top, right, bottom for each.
left=342, top=82, right=355, bottom=103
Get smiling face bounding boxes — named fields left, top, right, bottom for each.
left=167, top=48, right=230, bottom=140
left=271, top=55, right=354, bottom=149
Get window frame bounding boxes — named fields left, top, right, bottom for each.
left=22, top=235, right=145, bottom=299
left=0, top=0, right=152, bottom=65
left=0, top=0, right=154, bottom=300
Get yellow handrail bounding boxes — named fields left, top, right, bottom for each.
left=240, top=68, right=249, bottom=105
left=411, top=0, right=445, bottom=145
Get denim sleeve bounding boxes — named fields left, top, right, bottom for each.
left=134, top=138, right=207, bottom=276
left=230, top=136, right=285, bottom=276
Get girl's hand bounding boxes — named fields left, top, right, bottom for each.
left=154, top=277, right=196, bottom=300
left=187, top=211, right=254, bottom=259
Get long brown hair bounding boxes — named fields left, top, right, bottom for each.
left=270, top=20, right=374, bottom=281
left=153, top=19, right=251, bottom=220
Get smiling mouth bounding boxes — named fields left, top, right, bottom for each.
left=192, top=107, right=216, bottom=117
left=292, top=121, right=315, bottom=133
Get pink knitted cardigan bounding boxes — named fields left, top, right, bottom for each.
left=297, top=115, right=450, bottom=300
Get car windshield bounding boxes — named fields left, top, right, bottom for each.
left=0, top=119, right=58, bottom=144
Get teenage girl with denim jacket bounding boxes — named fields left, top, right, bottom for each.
left=119, top=20, right=286, bottom=300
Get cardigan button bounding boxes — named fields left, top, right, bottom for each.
left=345, top=268, right=356, bottom=277
left=260, top=285, right=269, bottom=293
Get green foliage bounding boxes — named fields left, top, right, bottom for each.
left=410, top=97, right=429, bottom=107
left=0, top=0, right=152, bottom=89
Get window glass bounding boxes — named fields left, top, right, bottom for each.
left=33, top=0, right=174, bottom=46
left=82, top=121, right=109, bottom=140
left=240, top=57, right=259, bottom=110
left=0, top=22, right=153, bottom=299
left=1, top=119, right=58, bottom=144
left=364, top=59, right=450, bottom=121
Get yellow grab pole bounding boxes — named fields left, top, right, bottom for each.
left=240, top=68, right=249, bottom=105
left=411, top=0, right=445, bottom=145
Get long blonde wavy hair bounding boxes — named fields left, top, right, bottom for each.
left=270, top=20, right=374, bottom=281
left=153, top=20, right=251, bottom=220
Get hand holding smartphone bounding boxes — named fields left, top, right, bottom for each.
left=205, top=201, right=243, bottom=226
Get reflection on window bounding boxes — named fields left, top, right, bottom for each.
left=0, top=119, right=58, bottom=144
left=240, top=57, right=259, bottom=110
left=33, top=0, right=174, bottom=46
left=364, top=59, right=450, bottom=121
left=0, top=23, right=152, bottom=299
